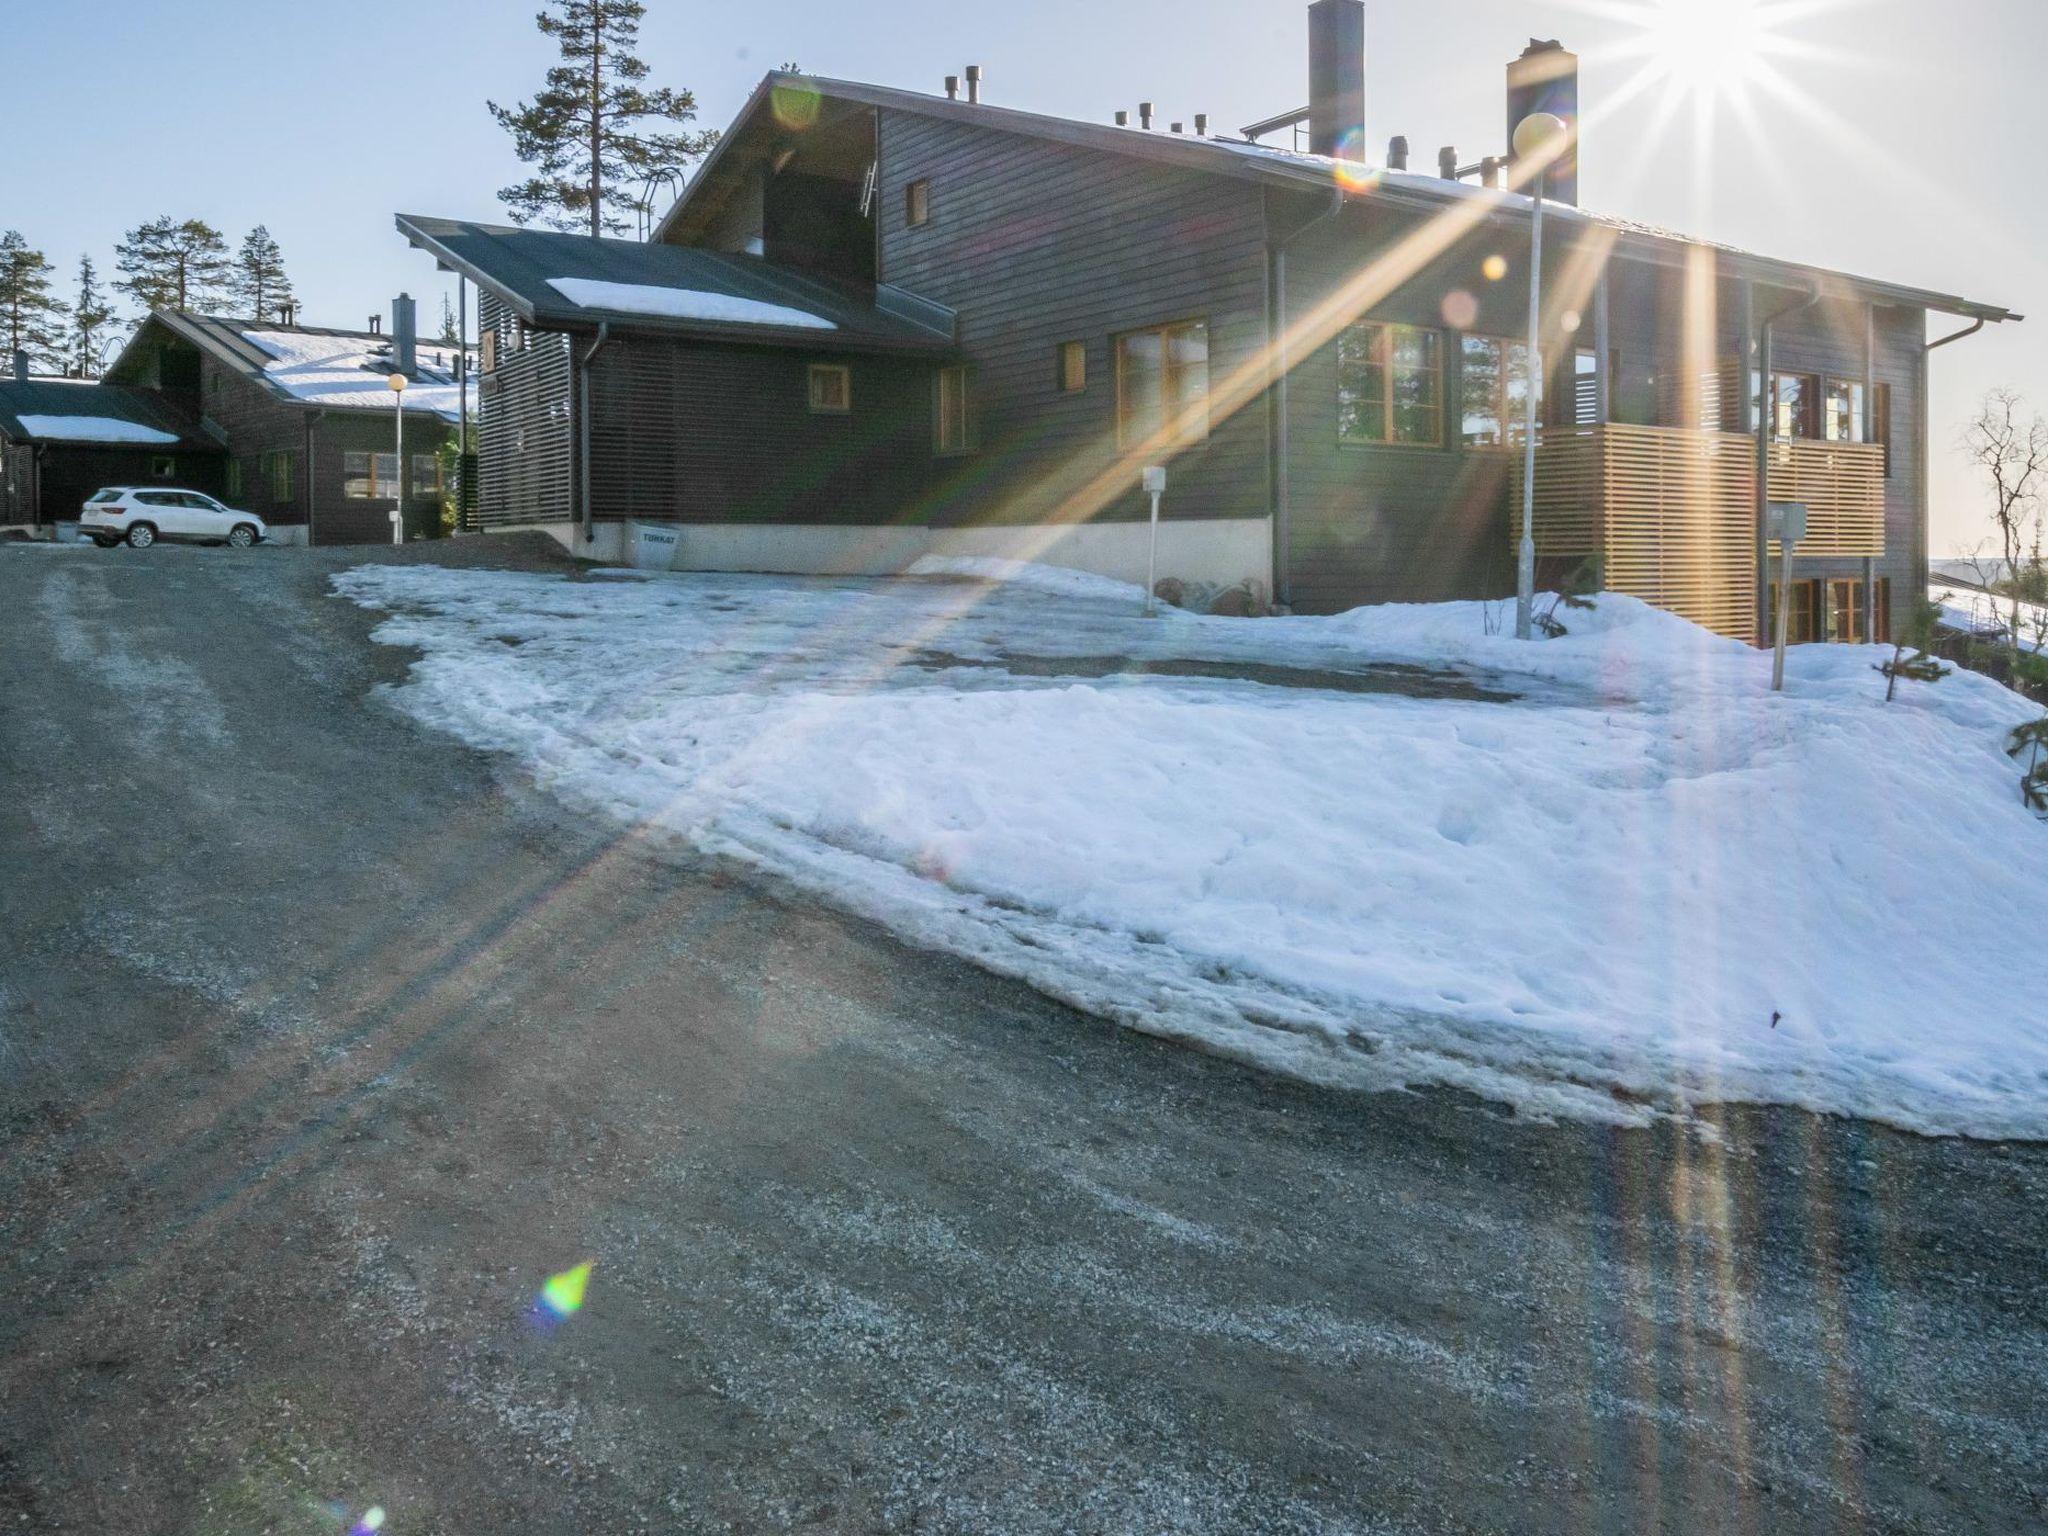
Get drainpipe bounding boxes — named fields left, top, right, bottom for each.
left=304, top=409, right=324, bottom=547
left=1269, top=188, right=1345, bottom=610
left=577, top=323, right=611, bottom=548
left=1753, top=283, right=1823, bottom=646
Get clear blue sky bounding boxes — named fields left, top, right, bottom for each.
left=8, top=0, right=2041, bottom=549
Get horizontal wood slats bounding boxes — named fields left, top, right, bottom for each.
left=1509, top=424, right=1886, bottom=640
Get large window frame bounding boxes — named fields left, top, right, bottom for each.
left=905, top=179, right=931, bottom=229
left=1458, top=333, right=1534, bottom=449
left=807, top=363, right=852, bottom=416
left=1338, top=321, right=1443, bottom=448
left=343, top=450, right=402, bottom=500
left=934, top=365, right=975, bottom=456
left=1114, top=318, right=1210, bottom=451
left=263, top=449, right=294, bottom=501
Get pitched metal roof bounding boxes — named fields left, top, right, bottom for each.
left=394, top=215, right=957, bottom=354
left=0, top=377, right=218, bottom=450
left=659, top=71, right=2019, bottom=326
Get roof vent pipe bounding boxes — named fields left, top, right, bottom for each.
left=1170, top=121, right=1183, bottom=134
left=1114, top=109, right=1129, bottom=126
left=1307, top=0, right=1366, bottom=161
left=368, top=315, right=382, bottom=335
left=1139, top=101, right=1154, bottom=130
left=1437, top=145, right=1458, bottom=180
left=1194, top=113, right=1209, bottom=136
left=11, top=349, right=26, bottom=384
left=964, top=64, right=982, bottom=104
left=1388, top=135, right=1409, bottom=171
left=1480, top=155, right=1500, bottom=188
left=944, top=74, right=959, bottom=100
left=392, top=292, right=418, bottom=378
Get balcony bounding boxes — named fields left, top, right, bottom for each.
left=1508, top=423, right=1888, bottom=640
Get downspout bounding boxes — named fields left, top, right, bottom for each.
left=304, top=409, right=324, bottom=547
left=1269, top=187, right=1344, bottom=610
left=1753, top=283, right=1823, bottom=645
left=1925, top=317, right=1985, bottom=353
left=577, top=323, right=611, bottom=548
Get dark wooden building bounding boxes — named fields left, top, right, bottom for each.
left=0, top=373, right=224, bottom=531
left=403, top=0, right=2018, bottom=639
left=103, top=312, right=463, bottom=545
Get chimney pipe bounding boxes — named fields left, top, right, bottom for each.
left=1438, top=145, right=1458, bottom=180
left=1507, top=39, right=1580, bottom=205
left=1307, top=0, right=1366, bottom=161
left=964, top=64, right=982, bottom=104
left=1139, top=101, right=1154, bottom=130
left=1170, top=121, right=1183, bottom=134
left=368, top=315, right=381, bottom=335
left=1194, top=113, right=1209, bottom=136
left=944, top=74, right=959, bottom=100
left=1480, top=155, right=1501, bottom=188
left=1387, top=135, right=1409, bottom=171
left=1114, top=109, right=1129, bottom=127
left=11, top=349, right=26, bottom=384
left=393, top=292, right=418, bottom=378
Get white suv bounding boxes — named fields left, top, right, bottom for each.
left=80, top=488, right=268, bottom=549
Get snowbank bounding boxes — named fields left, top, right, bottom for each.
left=15, top=414, right=179, bottom=445
left=242, top=330, right=464, bottom=421
left=546, top=278, right=836, bottom=331
left=333, top=563, right=2048, bottom=1139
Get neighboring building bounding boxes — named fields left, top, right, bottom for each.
left=102, top=309, right=465, bottom=545
left=401, top=0, right=2018, bottom=640
left=0, top=365, right=224, bottom=532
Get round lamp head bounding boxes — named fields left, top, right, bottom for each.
left=1512, top=112, right=1570, bottom=165
left=387, top=373, right=408, bottom=392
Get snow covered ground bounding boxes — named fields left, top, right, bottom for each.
left=334, top=560, right=2048, bottom=1140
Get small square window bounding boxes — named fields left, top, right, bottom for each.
left=149, top=455, right=176, bottom=479
left=906, top=179, right=931, bottom=228
left=1057, top=341, right=1086, bottom=393
left=808, top=363, right=851, bottom=414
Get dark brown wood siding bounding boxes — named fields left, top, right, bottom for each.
left=478, top=291, right=574, bottom=529
left=874, top=107, right=1273, bottom=530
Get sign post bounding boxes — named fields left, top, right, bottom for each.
left=1767, top=501, right=1807, bottom=692
left=1141, top=464, right=1166, bottom=618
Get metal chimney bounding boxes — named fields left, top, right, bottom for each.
left=1138, top=101, right=1154, bottom=130
left=1507, top=39, right=1580, bottom=205
left=368, top=315, right=381, bottom=335
left=1307, top=0, right=1366, bottom=161
left=1194, top=113, right=1209, bottom=136
left=964, top=64, right=982, bottom=104
left=1114, top=109, right=1129, bottom=127
left=392, top=292, right=418, bottom=377
left=944, top=74, right=959, bottom=100
left=1438, top=145, right=1458, bottom=180
left=1170, top=121, right=1184, bottom=134
left=11, top=349, right=26, bottom=384
left=1388, top=135, right=1409, bottom=171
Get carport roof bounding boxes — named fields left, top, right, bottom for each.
left=0, top=378, right=218, bottom=450
left=395, top=214, right=957, bottom=354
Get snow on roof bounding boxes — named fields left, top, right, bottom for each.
left=545, top=276, right=837, bottom=330
left=241, top=329, right=465, bottom=422
left=1931, top=583, right=2048, bottom=654
left=14, top=414, right=180, bottom=445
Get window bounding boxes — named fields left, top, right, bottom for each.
left=263, top=450, right=294, bottom=501
left=1459, top=334, right=1533, bottom=448
left=1338, top=322, right=1442, bottom=446
left=1057, top=340, right=1087, bottom=394
left=935, top=366, right=974, bottom=454
left=808, top=363, right=851, bottom=414
left=148, top=455, right=176, bottom=479
left=1825, top=577, right=1893, bottom=644
left=413, top=454, right=443, bottom=500
left=225, top=459, right=243, bottom=498
left=905, top=179, right=931, bottom=228
left=480, top=329, right=498, bottom=375
left=1767, top=579, right=1820, bottom=645
left=1115, top=319, right=1210, bottom=449
left=1823, top=378, right=1867, bottom=443
left=1873, top=382, right=1893, bottom=477
left=1770, top=371, right=1818, bottom=440
left=343, top=451, right=401, bottom=499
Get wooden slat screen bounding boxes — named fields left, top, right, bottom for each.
left=1766, top=440, right=1885, bottom=558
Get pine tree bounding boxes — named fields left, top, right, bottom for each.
left=229, top=226, right=295, bottom=322
left=1875, top=598, right=1951, bottom=702
left=488, top=0, right=718, bottom=237
left=2008, top=718, right=2048, bottom=814
left=439, top=294, right=461, bottom=347
left=114, top=216, right=231, bottom=314
left=0, top=231, right=68, bottom=370
left=70, top=255, right=116, bottom=377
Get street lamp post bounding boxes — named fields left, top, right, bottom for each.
left=386, top=372, right=408, bottom=546
left=1512, top=111, right=1569, bottom=642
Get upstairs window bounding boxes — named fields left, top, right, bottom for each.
left=1057, top=340, right=1087, bottom=394
left=905, top=179, right=932, bottom=228
left=1115, top=319, right=1210, bottom=449
left=1824, top=378, right=1867, bottom=443
left=935, top=366, right=975, bottom=455
left=1338, top=321, right=1441, bottom=447
left=807, top=363, right=851, bottom=415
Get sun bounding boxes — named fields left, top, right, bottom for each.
left=1641, top=0, right=1773, bottom=94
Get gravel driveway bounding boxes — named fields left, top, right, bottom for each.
left=1, top=537, right=2042, bottom=1534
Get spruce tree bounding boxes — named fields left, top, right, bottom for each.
left=229, top=226, right=295, bottom=322
left=439, top=294, right=461, bottom=347
left=70, top=255, right=116, bottom=377
left=114, top=216, right=231, bottom=314
left=0, top=231, right=68, bottom=370
left=488, top=0, right=718, bottom=237
left=1875, top=598, right=1951, bottom=703
left=2010, top=718, right=2048, bottom=814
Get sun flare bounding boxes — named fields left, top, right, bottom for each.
left=1641, top=0, right=1773, bottom=93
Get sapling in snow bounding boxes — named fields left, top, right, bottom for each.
left=2010, top=718, right=2048, bottom=814
left=1533, top=556, right=1604, bottom=638
left=1876, top=598, right=1951, bottom=703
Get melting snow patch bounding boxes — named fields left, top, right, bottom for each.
left=15, top=414, right=179, bottom=445
left=546, top=277, right=836, bottom=330
left=332, top=562, right=2048, bottom=1139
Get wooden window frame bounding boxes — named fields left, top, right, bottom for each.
left=224, top=458, right=243, bottom=499
left=1770, top=370, right=1820, bottom=441
left=1056, top=340, right=1087, bottom=394
left=1113, top=318, right=1211, bottom=451
left=1767, top=578, right=1821, bottom=645
left=412, top=453, right=444, bottom=500
left=263, top=449, right=294, bottom=501
left=343, top=450, right=402, bottom=500
left=479, top=329, right=498, bottom=375
left=1822, top=377, right=1867, bottom=444
left=1458, top=333, right=1534, bottom=450
left=905, top=179, right=932, bottom=229
left=1338, top=321, right=1443, bottom=449
left=807, top=363, right=852, bottom=416
left=934, top=365, right=975, bottom=456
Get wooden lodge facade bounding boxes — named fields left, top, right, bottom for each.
left=404, top=0, right=2017, bottom=641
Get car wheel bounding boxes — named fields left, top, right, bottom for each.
left=125, top=522, right=157, bottom=549
left=227, top=523, right=258, bottom=549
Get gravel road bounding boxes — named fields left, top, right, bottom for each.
left=1, top=536, right=2042, bottom=1534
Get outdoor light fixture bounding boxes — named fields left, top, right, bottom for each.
left=1511, top=111, right=1570, bottom=642
left=387, top=372, right=409, bottom=547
